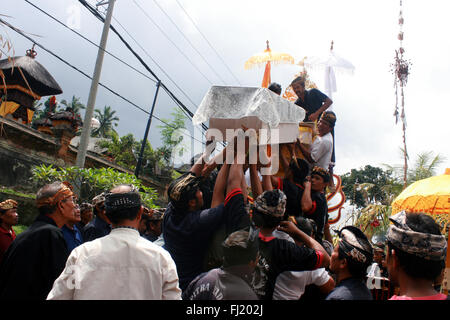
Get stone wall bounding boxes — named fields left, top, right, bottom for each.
left=0, top=117, right=168, bottom=224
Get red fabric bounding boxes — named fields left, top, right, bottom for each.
left=277, top=177, right=283, bottom=190
left=389, top=293, right=448, bottom=300
left=0, top=226, right=16, bottom=263
left=258, top=231, right=275, bottom=242
left=294, top=183, right=304, bottom=190
left=224, top=188, right=243, bottom=206
left=314, top=250, right=324, bottom=269
left=305, top=201, right=317, bottom=215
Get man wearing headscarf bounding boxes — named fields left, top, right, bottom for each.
left=386, top=211, right=448, bottom=300
left=297, top=111, right=336, bottom=172
left=139, top=207, right=165, bottom=242
left=48, top=184, right=181, bottom=300
left=183, top=228, right=260, bottom=300
left=83, top=192, right=111, bottom=242
left=302, top=166, right=332, bottom=243
left=0, top=199, right=19, bottom=264
left=0, top=182, right=77, bottom=300
left=250, top=188, right=331, bottom=300
left=326, top=226, right=374, bottom=300
left=163, top=144, right=251, bottom=291
left=76, top=202, right=93, bottom=230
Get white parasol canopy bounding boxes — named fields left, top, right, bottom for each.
left=303, top=41, right=355, bottom=100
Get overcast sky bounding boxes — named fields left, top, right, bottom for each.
left=3, top=0, right=450, bottom=179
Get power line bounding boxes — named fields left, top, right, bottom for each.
left=0, top=17, right=205, bottom=145
left=174, top=0, right=242, bottom=86
left=110, top=17, right=199, bottom=113
left=78, top=0, right=209, bottom=134
left=150, top=0, right=228, bottom=85
left=23, top=0, right=158, bottom=84
left=23, top=0, right=201, bottom=133
left=132, top=0, right=215, bottom=86
left=110, top=16, right=209, bottom=134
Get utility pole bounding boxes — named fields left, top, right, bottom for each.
left=135, top=80, right=161, bottom=178
left=75, top=0, right=116, bottom=168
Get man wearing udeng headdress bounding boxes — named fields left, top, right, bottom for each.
left=385, top=211, right=448, bottom=300
left=0, top=199, right=19, bottom=264
left=163, top=145, right=251, bottom=292
left=326, top=225, right=374, bottom=300
left=0, top=181, right=77, bottom=300
left=297, top=111, right=336, bottom=172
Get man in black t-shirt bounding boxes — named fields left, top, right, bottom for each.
left=301, top=166, right=331, bottom=243
left=250, top=188, right=330, bottom=300
left=291, top=76, right=333, bottom=122
left=272, top=156, right=310, bottom=218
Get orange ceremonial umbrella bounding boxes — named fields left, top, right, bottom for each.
left=244, top=40, right=294, bottom=88
left=391, top=168, right=450, bottom=218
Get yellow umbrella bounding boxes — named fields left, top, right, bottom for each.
left=244, top=41, right=294, bottom=88
left=391, top=168, right=450, bottom=293
left=391, top=168, right=450, bottom=217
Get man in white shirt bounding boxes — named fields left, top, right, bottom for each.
left=297, top=111, right=336, bottom=171
left=47, top=184, right=181, bottom=300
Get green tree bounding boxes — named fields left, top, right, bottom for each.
left=31, top=96, right=56, bottom=123
left=92, top=105, right=119, bottom=138
left=156, top=108, right=187, bottom=167
left=133, top=139, right=166, bottom=178
left=31, top=164, right=159, bottom=208
left=408, top=151, right=445, bottom=183
left=384, top=151, right=446, bottom=186
left=341, top=165, right=400, bottom=208
left=60, top=95, right=85, bottom=115
left=98, top=133, right=138, bottom=170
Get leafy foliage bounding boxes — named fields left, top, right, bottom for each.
left=31, top=164, right=159, bottom=209
left=98, top=133, right=138, bottom=170
left=156, top=108, right=187, bottom=167
left=354, top=204, right=392, bottom=243
left=384, top=150, right=446, bottom=186
left=92, top=105, right=119, bottom=138
left=341, top=165, right=401, bottom=208
left=60, top=95, right=86, bottom=115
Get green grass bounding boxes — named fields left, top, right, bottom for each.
left=12, top=224, right=28, bottom=235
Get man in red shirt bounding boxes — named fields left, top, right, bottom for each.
left=0, top=199, right=19, bottom=263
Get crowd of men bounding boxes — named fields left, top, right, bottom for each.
left=0, top=76, right=447, bottom=300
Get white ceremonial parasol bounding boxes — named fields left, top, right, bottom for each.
left=303, top=41, right=355, bottom=101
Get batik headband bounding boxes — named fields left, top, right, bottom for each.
left=168, top=172, right=201, bottom=203
left=311, top=166, right=330, bottom=182
left=0, top=199, right=18, bottom=210
left=222, top=226, right=259, bottom=267
left=252, top=189, right=286, bottom=218
left=386, top=211, right=447, bottom=261
left=36, top=181, right=75, bottom=208
left=319, top=111, right=337, bottom=127
left=338, top=226, right=373, bottom=264
left=149, top=208, right=165, bottom=221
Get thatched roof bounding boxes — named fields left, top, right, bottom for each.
left=0, top=56, right=63, bottom=96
